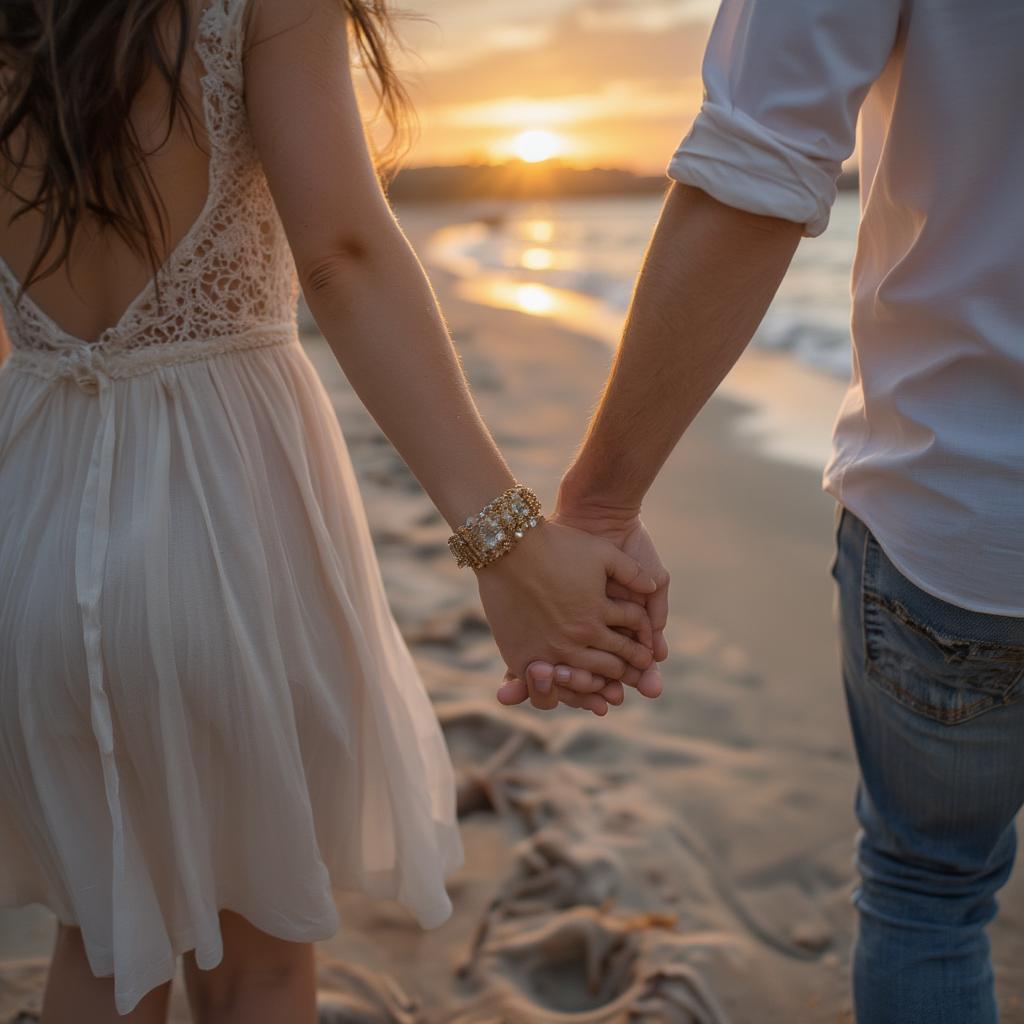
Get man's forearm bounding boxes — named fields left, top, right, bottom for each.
left=559, top=183, right=802, bottom=517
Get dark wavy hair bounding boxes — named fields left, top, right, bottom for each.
left=0, top=0, right=412, bottom=296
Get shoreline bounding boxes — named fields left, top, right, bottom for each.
left=425, top=201, right=851, bottom=473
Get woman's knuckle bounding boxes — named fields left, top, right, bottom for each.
left=550, top=643, right=574, bottom=663
left=563, top=619, right=589, bottom=642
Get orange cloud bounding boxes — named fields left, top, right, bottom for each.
left=393, top=2, right=713, bottom=171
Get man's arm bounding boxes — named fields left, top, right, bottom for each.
left=556, top=181, right=802, bottom=519
left=0, top=316, right=10, bottom=365
left=560, top=0, right=902, bottom=515
left=506, top=0, right=902, bottom=712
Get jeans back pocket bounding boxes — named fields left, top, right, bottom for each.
left=861, top=532, right=1024, bottom=725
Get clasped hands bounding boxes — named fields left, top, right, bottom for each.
left=473, top=492, right=669, bottom=717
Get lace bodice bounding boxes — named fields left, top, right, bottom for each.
left=0, top=0, right=298, bottom=358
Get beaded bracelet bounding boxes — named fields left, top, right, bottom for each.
left=448, top=484, right=544, bottom=569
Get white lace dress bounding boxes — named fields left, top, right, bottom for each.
left=0, top=0, right=463, bottom=1014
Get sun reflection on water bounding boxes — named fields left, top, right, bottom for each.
left=456, top=276, right=625, bottom=343
left=521, top=247, right=555, bottom=270
left=523, top=219, right=555, bottom=243
left=513, top=283, right=557, bottom=315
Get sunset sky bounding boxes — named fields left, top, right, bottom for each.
left=390, top=0, right=720, bottom=172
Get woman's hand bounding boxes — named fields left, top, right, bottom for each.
left=474, top=519, right=659, bottom=686
left=495, top=508, right=670, bottom=713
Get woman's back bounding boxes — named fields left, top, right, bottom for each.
left=0, top=1, right=211, bottom=345
left=0, top=0, right=298, bottom=359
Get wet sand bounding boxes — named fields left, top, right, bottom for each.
left=1, top=204, right=1022, bottom=1022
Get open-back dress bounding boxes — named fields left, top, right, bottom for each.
left=0, top=0, right=464, bottom=1014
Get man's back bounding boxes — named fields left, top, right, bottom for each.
left=668, top=0, right=1024, bottom=614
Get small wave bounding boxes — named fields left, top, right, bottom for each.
left=428, top=198, right=857, bottom=382
left=754, top=313, right=853, bottom=379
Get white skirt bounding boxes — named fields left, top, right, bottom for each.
left=0, top=330, right=464, bottom=1015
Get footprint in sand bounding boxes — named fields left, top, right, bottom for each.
left=461, top=906, right=731, bottom=1024
left=500, top=828, right=625, bottom=913
left=438, top=701, right=549, bottom=817
left=315, top=957, right=420, bottom=1023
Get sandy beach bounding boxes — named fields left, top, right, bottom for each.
left=2, top=202, right=1022, bottom=1023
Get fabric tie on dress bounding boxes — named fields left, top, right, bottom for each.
left=53, top=344, right=112, bottom=395
left=54, top=344, right=129, bottom=923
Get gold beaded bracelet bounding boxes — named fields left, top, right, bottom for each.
left=448, top=484, right=544, bottom=570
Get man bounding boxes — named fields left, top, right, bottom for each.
left=500, top=1, right=1024, bottom=1021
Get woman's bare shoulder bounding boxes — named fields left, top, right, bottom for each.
left=245, top=0, right=342, bottom=54
left=241, top=0, right=390, bottom=273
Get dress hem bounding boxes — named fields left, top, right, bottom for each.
left=1, top=858, right=461, bottom=1016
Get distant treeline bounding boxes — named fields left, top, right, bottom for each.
left=388, top=161, right=859, bottom=203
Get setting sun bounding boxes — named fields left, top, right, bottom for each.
left=512, top=129, right=563, bottom=163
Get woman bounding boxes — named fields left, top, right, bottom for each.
left=0, top=0, right=665, bottom=1020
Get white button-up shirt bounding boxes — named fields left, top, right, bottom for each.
left=668, top=0, right=1024, bottom=616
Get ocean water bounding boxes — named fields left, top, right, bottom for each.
left=427, top=192, right=860, bottom=381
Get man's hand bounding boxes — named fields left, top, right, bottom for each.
left=588, top=514, right=670, bottom=694
left=497, top=664, right=625, bottom=716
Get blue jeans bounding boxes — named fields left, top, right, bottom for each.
left=833, top=507, right=1024, bottom=1024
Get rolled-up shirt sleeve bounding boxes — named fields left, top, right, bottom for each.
left=669, top=0, right=902, bottom=236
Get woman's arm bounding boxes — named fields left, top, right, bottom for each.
left=0, top=315, right=10, bottom=365
left=242, top=0, right=657, bottom=682
left=244, top=0, right=508, bottom=527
